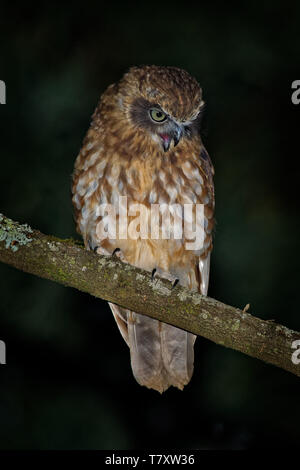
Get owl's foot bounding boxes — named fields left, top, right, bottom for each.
left=87, top=239, right=112, bottom=257
left=151, top=268, right=179, bottom=289
left=112, top=247, right=126, bottom=262
left=87, top=238, right=110, bottom=255
left=112, top=247, right=121, bottom=257
left=87, top=238, right=95, bottom=251
left=89, top=241, right=127, bottom=262
left=93, top=245, right=111, bottom=256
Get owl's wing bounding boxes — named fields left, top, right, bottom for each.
left=199, top=253, right=211, bottom=296
left=198, top=146, right=214, bottom=298
left=109, top=302, right=129, bottom=345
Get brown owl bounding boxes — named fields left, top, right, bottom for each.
left=72, top=65, right=214, bottom=393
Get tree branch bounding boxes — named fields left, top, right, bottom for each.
left=0, top=213, right=299, bottom=377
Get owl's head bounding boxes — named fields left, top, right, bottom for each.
left=116, top=65, right=204, bottom=152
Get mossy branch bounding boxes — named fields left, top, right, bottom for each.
left=0, top=213, right=299, bottom=378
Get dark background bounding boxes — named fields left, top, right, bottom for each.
left=0, top=1, right=299, bottom=449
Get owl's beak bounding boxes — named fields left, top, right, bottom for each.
left=159, top=124, right=183, bottom=152
left=173, top=124, right=183, bottom=147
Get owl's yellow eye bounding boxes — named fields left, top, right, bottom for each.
left=149, top=108, right=167, bottom=122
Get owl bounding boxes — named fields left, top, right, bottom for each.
left=72, top=65, right=214, bottom=393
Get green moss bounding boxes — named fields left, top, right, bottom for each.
left=44, top=265, right=63, bottom=282
left=231, top=319, right=240, bottom=331
left=46, top=234, right=84, bottom=247
left=0, top=213, right=33, bottom=251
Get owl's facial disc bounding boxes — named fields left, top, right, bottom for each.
left=129, top=97, right=184, bottom=152
left=148, top=106, right=183, bottom=151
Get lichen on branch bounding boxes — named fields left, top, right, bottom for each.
left=0, top=213, right=33, bottom=251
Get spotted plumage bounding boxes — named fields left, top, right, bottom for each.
left=72, top=65, right=215, bottom=392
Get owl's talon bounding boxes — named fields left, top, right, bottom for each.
left=151, top=268, right=178, bottom=287
left=91, top=244, right=111, bottom=256
left=87, top=239, right=102, bottom=254
left=112, top=247, right=126, bottom=261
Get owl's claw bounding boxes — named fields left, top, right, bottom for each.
left=112, top=247, right=126, bottom=261
left=89, top=242, right=111, bottom=256
left=151, top=268, right=179, bottom=289
left=87, top=238, right=95, bottom=251
left=92, top=245, right=125, bottom=261
left=87, top=239, right=104, bottom=254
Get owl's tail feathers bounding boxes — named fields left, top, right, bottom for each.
left=109, top=303, right=196, bottom=393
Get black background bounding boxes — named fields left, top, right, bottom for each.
left=0, top=1, right=299, bottom=449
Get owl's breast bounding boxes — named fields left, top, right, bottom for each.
left=72, top=139, right=214, bottom=264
